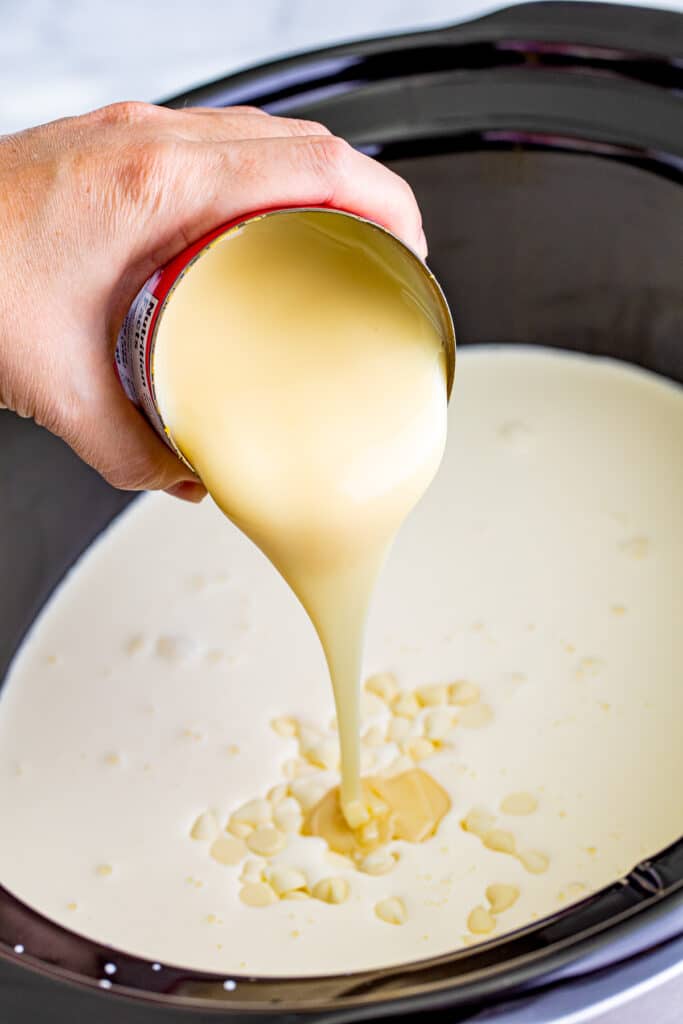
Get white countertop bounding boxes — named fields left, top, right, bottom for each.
left=1, top=0, right=681, bottom=135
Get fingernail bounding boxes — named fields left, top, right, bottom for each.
left=418, top=227, right=428, bottom=261
left=165, top=481, right=207, bottom=503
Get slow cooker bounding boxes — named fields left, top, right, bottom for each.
left=0, top=2, right=681, bottom=1021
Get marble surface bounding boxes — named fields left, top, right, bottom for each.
left=1, top=0, right=682, bottom=135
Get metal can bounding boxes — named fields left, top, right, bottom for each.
left=115, top=207, right=456, bottom=472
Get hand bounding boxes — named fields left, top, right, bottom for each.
left=0, top=102, right=426, bottom=500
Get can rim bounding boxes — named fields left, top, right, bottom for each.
left=147, top=206, right=456, bottom=473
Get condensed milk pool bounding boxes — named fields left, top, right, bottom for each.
left=1, top=346, right=681, bottom=977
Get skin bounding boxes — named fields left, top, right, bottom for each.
left=0, top=101, right=427, bottom=501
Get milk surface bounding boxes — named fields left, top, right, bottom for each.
left=0, top=347, right=681, bottom=975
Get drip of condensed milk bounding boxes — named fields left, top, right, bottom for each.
left=153, top=210, right=452, bottom=831
left=304, top=769, right=451, bottom=857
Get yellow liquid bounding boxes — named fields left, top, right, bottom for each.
left=153, top=210, right=449, bottom=826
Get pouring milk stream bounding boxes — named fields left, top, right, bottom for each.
left=116, top=208, right=455, bottom=846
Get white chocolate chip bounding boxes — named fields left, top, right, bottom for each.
left=210, top=836, right=246, bottom=866
left=283, top=758, right=316, bottom=780
left=461, top=808, right=496, bottom=837
left=416, top=684, right=448, bottom=707
left=388, top=717, right=412, bottom=743
left=468, top=905, right=495, bottom=935
left=383, top=754, right=414, bottom=778
left=267, top=784, right=289, bottom=806
left=273, top=797, right=304, bottom=832
left=403, top=737, right=435, bottom=761
left=392, top=692, right=421, bottom=719
left=375, top=897, right=406, bottom=925
left=239, top=882, right=277, bottom=908
left=312, top=877, right=350, bottom=904
left=501, top=792, right=538, bottom=816
left=566, top=881, right=588, bottom=898
left=240, top=859, right=265, bottom=884
left=520, top=850, right=549, bottom=874
left=268, top=867, right=308, bottom=896
left=246, top=826, right=286, bottom=857
left=449, top=681, right=481, bottom=706
left=483, top=829, right=517, bottom=855
left=423, top=709, right=454, bottom=741
left=282, top=890, right=311, bottom=901
left=191, top=812, right=218, bottom=842
left=361, top=693, right=387, bottom=717
left=289, top=780, right=327, bottom=812
left=271, top=716, right=298, bottom=738
left=365, top=673, right=399, bottom=703
left=326, top=851, right=354, bottom=869
left=231, top=799, right=272, bottom=828
left=297, top=726, right=321, bottom=755
left=305, top=739, right=339, bottom=771
left=486, top=884, right=520, bottom=914
left=359, top=850, right=398, bottom=876
left=226, top=820, right=253, bottom=839
left=363, top=726, right=385, bottom=747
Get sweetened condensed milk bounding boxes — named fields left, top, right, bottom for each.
left=149, top=209, right=455, bottom=837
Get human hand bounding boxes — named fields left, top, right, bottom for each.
left=0, top=102, right=426, bottom=500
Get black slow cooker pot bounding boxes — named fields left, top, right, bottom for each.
left=0, top=3, right=681, bottom=1022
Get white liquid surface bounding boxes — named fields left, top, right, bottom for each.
left=0, top=346, right=682, bottom=976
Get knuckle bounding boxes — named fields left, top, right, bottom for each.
left=227, top=104, right=265, bottom=117
left=286, top=117, right=330, bottom=137
left=90, top=100, right=160, bottom=127
left=302, top=134, right=351, bottom=180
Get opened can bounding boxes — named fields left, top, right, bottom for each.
left=115, top=207, right=456, bottom=472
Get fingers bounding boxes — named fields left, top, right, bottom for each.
left=61, top=366, right=207, bottom=499
left=153, top=134, right=425, bottom=264
left=214, top=135, right=425, bottom=256
left=175, top=111, right=333, bottom=144
left=90, top=102, right=425, bottom=263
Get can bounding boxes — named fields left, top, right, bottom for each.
left=115, top=207, right=456, bottom=472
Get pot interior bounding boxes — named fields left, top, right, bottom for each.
left=0, top=2, right=682, bottom=1018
